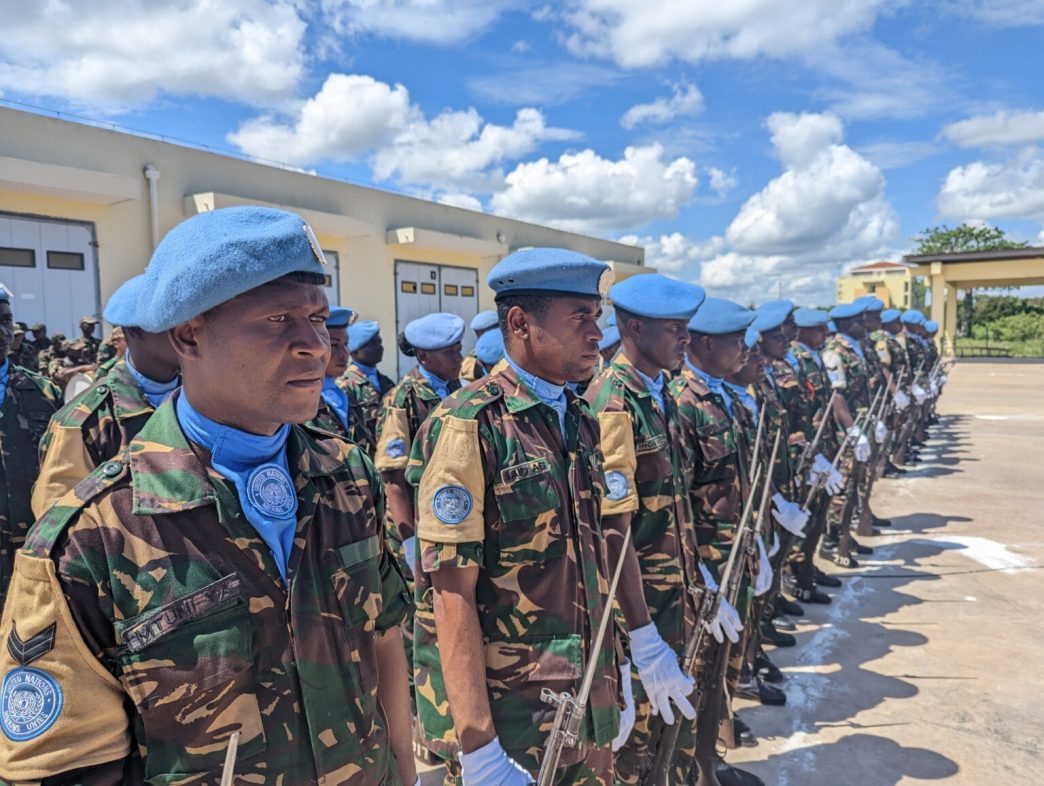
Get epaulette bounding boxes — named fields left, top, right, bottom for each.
left=438, top=377, right=504, bottom=421
left=24, top=453, right=131, bottom=558
left=11, top=365, right=60, bottom=399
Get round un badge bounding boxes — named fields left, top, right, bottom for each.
left=246, top=464, right=296, bottom=519
left=385, top=438, right=407, bottom=459
left=1, top=667, right=64, bottom=741
left=432, top=485, right=473, bottom=525
left=605, top=471, right=629, bottom=501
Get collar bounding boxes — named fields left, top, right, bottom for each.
left=838, top=333, right=867, bottom=361
left=350, top=360, right=383, bottom=389
left=124, top=350, right=179, bottom=408
left=724, top=380, right=757, bottom=418
left=796, top=341, right=824, bottom=368
left=503, top=352, right=565, bottom=406
left=407, top=366, right=445, bottom=401
left=685, top=358, right=724, bottom=393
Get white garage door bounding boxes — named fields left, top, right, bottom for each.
left=0, top=213, right=99, bottom=337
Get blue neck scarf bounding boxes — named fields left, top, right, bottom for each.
left=176, top=393, right=297, bottom=581
left=796, top=342, right=824, bottom=369
left=839, top=333, right=866, bottom=362
left=417, top=364, right=451, bottom=400
left=725, top=380, right=758, bottom=421
left=0, top=359, right=9, bottom=404
left=686, top=358, right=732, bottom=416
left=763, top=367, right=779, bottom=391
left=124, top=351, right=179, bottom=409
left=505, top=352, right=567, bottom=436
left=785, top=348, right=800, bottom=373
left=634, top=365, right=666, bottom=414
left=320, top=376, right=350, bottom=432
left=353, top=361, right=382, bottom=393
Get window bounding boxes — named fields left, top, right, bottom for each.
left=323, top=275, right=334, bottom=288
left=444, top=284, right=458, bottom=296
left=47, top=251, right=85, bottom=270
left=401, top=281, right=417, bottom=293
left=421, top=283, right=437, bottom=295
left=461, top=285, right=475, bottom=297
left=0, top=247, right=35, bottom=268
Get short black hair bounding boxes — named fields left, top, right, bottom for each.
left=495, top=293, right=555, bottom=332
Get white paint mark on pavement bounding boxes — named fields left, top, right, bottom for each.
left=915, top=535, right=1034, bottom=573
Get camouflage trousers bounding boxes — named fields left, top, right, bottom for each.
left=438, top=744, right=614, bottom=786
left=828, top=452, right=864, bottom=554
left=614, top=665, right=697, bottom=785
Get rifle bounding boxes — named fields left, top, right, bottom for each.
left=793, top=391, right=839, bottom=479
left=801, top=386, right=879, bottom=512
left=537, top=521, right=634, bottom=785
left=220, top=731, right=240, bottom=786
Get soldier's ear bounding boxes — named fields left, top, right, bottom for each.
left=167, top=317, right=204, bottom=362
left=506, top=305, right=529, bottom=339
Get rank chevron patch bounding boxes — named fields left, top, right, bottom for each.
left=7, top=623, right=57, bottom=667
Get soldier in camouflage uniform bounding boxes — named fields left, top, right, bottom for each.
left=874, top=309, right=912, bottom=477
left=0, top=207, right=417, bottom=785
left=853, top=297, right=893, bottom=534
left=10, top=327, right=34, bottom=370
left=37, top=333, right=65, bottom=378
left=583, top=274, right=706, bottom=785
left=95, top=326, right=125, bottom=365
left=459, top=311, right=498, bottom=383
left=76, top=315, right=102, bottom=360
left=32, top=275, right=181, bottom=517
left=406, top=249, right=625, bottom=786
left=0, top=289, right=62, bottom=604
left=27, top=323, right=49, bottom=370
left=342, top=320, right=396, bottom=446
left=310, top=307, right=376, bottom=454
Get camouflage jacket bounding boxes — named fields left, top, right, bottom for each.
left=9, top=344, right=37, bottom=371
left=583, top=353, right=701, bottom=650
left=904, top=331, right=929, bottom=381
left=404, top=360, right=619, bottom=770
left=0, top=396, right=410, bottom=785
left=95, top=339, right=119, bottom=366
left=874, top=329, right=910, bottom=384
left=755, top=368, right=797, bottom=496
left=821, top=333, right=871, bottom=414
left=860, top=334, right=887, bottom=398
left=791, top=341, right=838, bottom=457
left=308, top=391, right=377, bottom=456
left=32, top=359, right=155, bottom=518
left=670, top=365, right=745, bottom=563
left=338, top=362, right=395, bottom=449
left=0, top=364, right=60, bottom=601
left=459, top=352, right=486, bottom=383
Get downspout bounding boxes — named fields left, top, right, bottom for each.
left=143, top=164, right=160, bottom=250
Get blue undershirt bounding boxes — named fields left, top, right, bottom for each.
left=0, top=359, right=9, bottom=403
left=124, top=351, right=179, bottom=409
left=839, top=333, right=866, bottom=362
left=320, top=376, right=350, bottom=432
left=505, top=352, right=567, bottom=436
left=725, top=380, right=758, bottom=421
left=353, top=361, right=382, bottom=393
left=417, top=364, right=452, bottom=400
left=635, top=366, right=666, bottom=414
left=686, top=358, right=732, bottom=416
left=796, top=342, right=824, bottom=369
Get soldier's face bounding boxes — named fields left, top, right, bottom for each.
left=11, top=332, right=23, bottom=350
left=799, top=325, right=829, bottom=349
left=730, top=347, right=765, bottom=386
left=0, top=304, right=13, bottom=359
left=418, top=343, right=463, bottom=382
left=840, top=317, right=865, bottom=339
left=760, top=327, right=789, bottom=360
left=531, top=296, right=603, bottom=383
left=693, top=331, right=746, bottom=377
left=172, top=280, right=331, bottom=434
left=326, top=327, right=349, bottom=377
left=782, top=315, right=798, bottom=341
left=627, top=316, right=690, bottom=371
left=353, top=335, right=383, bottom=366
left=864, top=313, right=882, bottom=332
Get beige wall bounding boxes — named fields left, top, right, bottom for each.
left=837, top=269, right=911, bottom=308
left=0, top=107, right=645, bottom=377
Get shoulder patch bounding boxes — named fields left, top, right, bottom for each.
left=596, top=411, right=639, bottom=516
left=1, top=667, right=63, bottom=741
left=432, top=485, right=473, bottom=524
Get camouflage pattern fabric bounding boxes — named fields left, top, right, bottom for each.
left=308, top=392, right=377, bottom=456
left=339, top=361, right=395, bottom=449
left=458, top=352, right=486, bottom=383
left=583, top=353, right=702, bottom=785
left=10, top=343, right=37, bottom=371
left=95, top=338, right=119, bottom=365
left=0, top=364, right=61, bottom=603
left=0, top=395, right=411, bottom=784
left=406, top=360, right=619, bottom=781
left=755, top=370, right=796, bottom=498
left=821, top=334, right=871, bottom=534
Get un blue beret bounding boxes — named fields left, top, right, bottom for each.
left=474, top=329, right=505, bottom=365
left=924, top=320, right=939, bottom=333
left=326, top=307, right=356, bottom=330
left=471, top=310, right=498, bottom=332
left=828, top=320, right=837, bottom=332
left=137, top=206, right=328, bottom=332
left=752, top=305, right=788, bottom=333
left=606, top=312, right=617, bottom=327
left=348, top=320, right=380, bottom=352
left=488, top=248, right=612, bottom=299
left=598, top=325, right=621, bottom=351
left=901, top=310, right=926, bottom=326
left=610, top=274, right=705, bottom=320
left=794, top=307, right=830, bottom=328
left=0, top=282, right=12, bottom=304
left=405, top=312, right=465, bottom=351
left=758, top=299, right=794, bottom=316
left=688, top=297, right=755, bottom=335
left=744, top=327, right=761, bottom=349
left=855, top=295, right=884, bottom=312
left=880, top=309, right=901, bottom=324
left=103, top=275, right=146, bottom=328
left=829, top=302, right=866, bottom=320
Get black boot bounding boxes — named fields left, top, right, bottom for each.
left=775, top=595, right=804, bottom=617
left=792, top=584, right=832, bottom=604
left=759, top=620, right=796, bottom=647
left=814, top=567, right=842, bottom=587
left=884, top=461, right=906, bottom=477
left=872, top=513, right=892, bottom=527
left=735, top=675, right=787, bottom=706
left=832, top=552, right=860, bottom=569
left=848, top=536, right=873, bottom=555
left=755, top=651, right=784, bottom=684
left=734, top=714, right=758, bottom=747
left=715, top=759, right=766, bottom=786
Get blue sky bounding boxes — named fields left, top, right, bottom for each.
left=2, top=0, right=1044, bottom=304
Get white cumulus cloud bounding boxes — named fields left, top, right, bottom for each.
left=706, top=167, right=737, bottom=197
left=0, top=0, right=306, bottom=107
left=942, top=110, right=1044, bottom=148
left=617, top=233, right=724, bottom=272
left=937, top=148, right=1044, bottom=222
left=319, top=0, right=518, bottom=44
left=490, top=144, right=699, bottom=234
left=620, top=83, right=703, bottom=129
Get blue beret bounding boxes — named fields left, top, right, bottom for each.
left=758, top=299, right=794, bottom=316
left=137, top=206, right=328, bottom=332
left=924, top=320, right=939, bottom=333
left=606, top=312, right=617, bottom=327
left=103, top=275, right=146, bottom=328
left=829, top=302, right=866, bottom=320
left=855, top=295, right=884, bottom=312
left=901, top=310, right=926, bottom=326
left=752, top=305, right=788, bottom=333
left=348, top=320, right=380, bottom=352
left=471, top=310, right=498, bottom=332
left=404, top=312, right=465, bottom=351
left=474, top=329, right=505, bottom=365
left=0, top=281, right=12, bottom=304
left=688, top=297, right=755, bottom=335
left=488, top=248, right=612, bottom=299
left=880, top=309, right=901, bottom=324
left=828, top=320, right=837, bottom=332
left=610, top=274, right=705, bottom=320
left=598, top=325, right=621, bottom=351
left=744, top=327, right=761, bottom=349
left=326, top=306, right=356, bottom=330
left=794, top=307, right=830, bottom=328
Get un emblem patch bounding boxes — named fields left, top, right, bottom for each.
left=385, top=438, right=407, bottom=459
left=605, top=471, right=629, bottom=501
left=246, top=464, right=296, bottom=519
left=432, top=485, right=473, bottom=524
left=1, top=667, right=63, bottom=741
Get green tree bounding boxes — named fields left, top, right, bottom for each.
left=912, top=224, right=1028, bottom=336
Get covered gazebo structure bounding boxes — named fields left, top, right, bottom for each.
left=903, top=247, right=1044, bottom=353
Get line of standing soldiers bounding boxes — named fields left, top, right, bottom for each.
left=0, top=209, right=948, bottom=785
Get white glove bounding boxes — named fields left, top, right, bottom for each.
left=929, top=380, right=939, bottom=396
left=827, top=464, right=843, bottom=496
left=848, top=427, right=871, bottom=462
left=415, top=779, right=422, bottom=786
left=768, top=531, right=781, bottom=558
left=754, top=538, right=773, bottom=597
left=460, top=737, right=534, bottom=785
left=629, top=623, right=696, bottom=725
left=893, top=389, right=910, bottom=411
left=810, top=453, right=843, bottom=496
left=874, top=420, right=888, bottom=445
left=940, top=373, right=948, bottom=387
left=705, top=596, right=743, bottom=644
left=402, top=535, right=417, bottom=568
left=771, top=493, right=809, bottom=536
left=912, top=384, right=929, bottom=404
left=612, top=661, right=636, bottom=752
left=698, top=562, right=719, bottom=593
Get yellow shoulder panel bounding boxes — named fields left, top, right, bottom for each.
left=597, top=410, right=639, bottom=516
left=374, top=406, right=411, bottom=471
left=417, top=416, right=486, bottom=544
left=31, top=424, right=95, bottom=519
